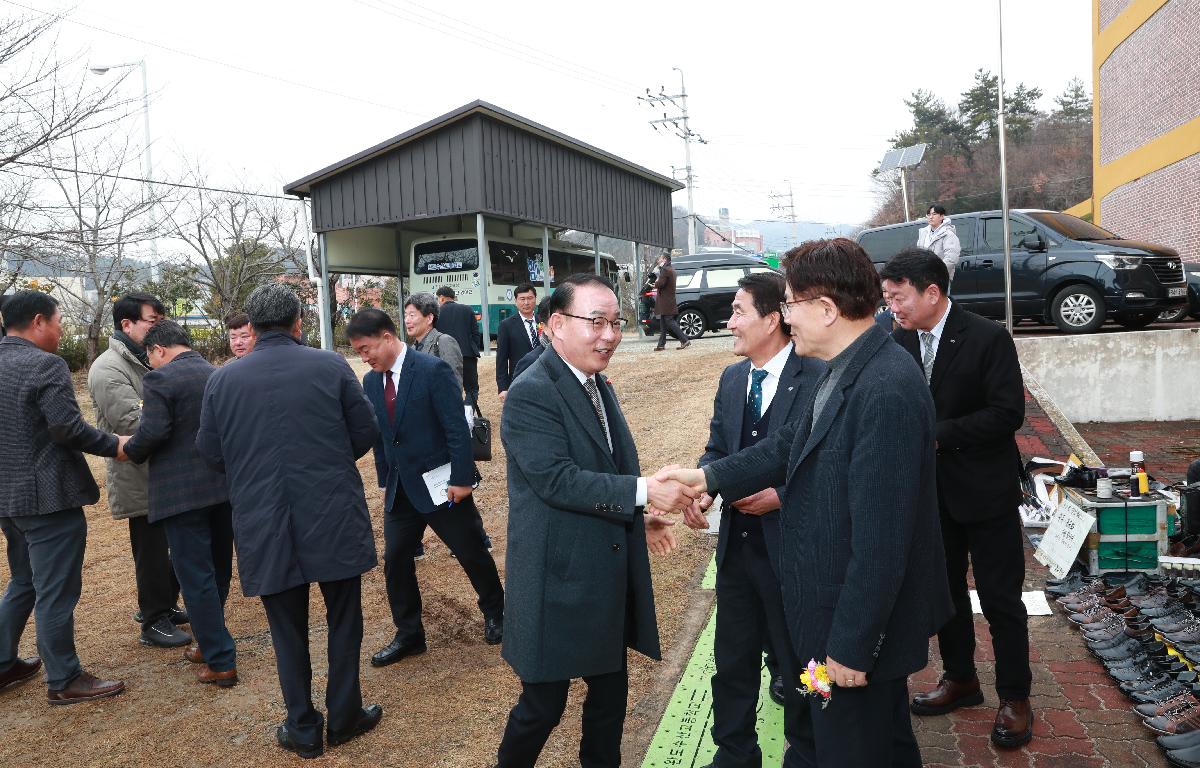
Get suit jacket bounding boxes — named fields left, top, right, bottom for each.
left=495, top=313, right=536, bottom=393
left=195, top=332, right=379, bottom=597
left=124, top=351, right=229, bottom=523
left=703, top=325, right=954, bottom=681
left=511, top=341, right=547, bottom=383
left=0, top=335, right=117, bottom=517
left=364, top=347, right=476, bottom=514
left=699, top=349, right=826, bottom=571
left=893, top=303, right=1025, bottom=524
left=435, top=299, right=482, bottom=359
left=413, top=328, right=464, bottom=392
left=653, top=264, right=677, bottom=315
left=501, top=345, right=660, bottom=682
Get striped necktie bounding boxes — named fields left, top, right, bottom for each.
left=920, top=332, right=936, bottom=384
left=583, top=377, right=610, bottom=449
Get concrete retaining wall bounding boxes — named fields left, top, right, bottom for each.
left=1015, top=327, right=1200, bottom=423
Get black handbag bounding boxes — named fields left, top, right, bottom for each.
left=471, top=406, right=492, bottom=461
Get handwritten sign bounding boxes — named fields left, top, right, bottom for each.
left=1034, top=499, right=1095, bottom=579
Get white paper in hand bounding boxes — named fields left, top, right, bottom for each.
left=422, top=462, right=453, bottom=507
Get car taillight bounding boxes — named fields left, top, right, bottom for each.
left=643, top=289, right=657, bottom=298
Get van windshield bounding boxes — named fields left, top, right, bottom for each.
left=1025, top=212, right=1119, bottom=241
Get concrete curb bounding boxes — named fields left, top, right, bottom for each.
left=1022, top=362, right=1103, bottom=466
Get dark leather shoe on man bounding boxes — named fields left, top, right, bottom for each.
left=133, top=605, right=189, bottom=626
left=911, top=676, right=984, bottom=715
left=769, top=674, right=786, bottom=706
left=370, top=636, right=426, bottom=667
left=484, top=616, right=503, bottom=645
left=0, top=657, right=41, bottom=691
left=139, top=616, right=192, bottom=648
left=678, top=340, right=691, bottom=350
left=276, top=724, right=322, bottom=759
left=183, top=643, right=204, bottom=664
left=992, top=699, right=1034, bottom=748
left=196, top=665, right=238, bottom=688
left=47, top=671, right=125, bottom=705
left=328, top=704, right=383, bottom=747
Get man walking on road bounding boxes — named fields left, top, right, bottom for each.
left=883, top=247, right=1032, bottom=750
left=653, top=253, right=690, bottom=351
left=0, top=290, right=129, bottom=705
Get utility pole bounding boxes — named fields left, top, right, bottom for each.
left=640, top=67, right=706, bottom=255
left=769, top=182, right=799, bottom=249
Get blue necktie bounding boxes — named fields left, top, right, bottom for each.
left=749, top=369, right=768, bottom=422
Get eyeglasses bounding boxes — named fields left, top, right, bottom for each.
left=779, top=297, right=822, bottom=318
left=558, top=312, right=622, bottom=333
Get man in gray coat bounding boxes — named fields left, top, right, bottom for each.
left=495, top=273, right=694, bottom=768
left=0, top=291, right=128, bottom=704
left=196, top=284, right=383, bottom=758
left=86, top=293, right=188, bottom=648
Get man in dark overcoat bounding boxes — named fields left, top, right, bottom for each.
left=653, top=253, right=689, bottom=350
left=495, top=273, right=696, bottom=768
left=196, top=284, right=382, bottom=758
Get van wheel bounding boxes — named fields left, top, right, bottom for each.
left=1157, top=306, right=1189, bottom=323
left=677, top=309, right=706, bottom=340
left=1050, top=285, right=1105, bottom=334
left=1116, top=312, right=1157, bottom=331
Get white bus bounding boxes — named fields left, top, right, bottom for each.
left=408, top=233, right=621, bottom=336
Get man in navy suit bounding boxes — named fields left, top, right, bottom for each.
left=683, top=272, right=825, bottom=768
left=346, top=308, right=504, bottom=669
left=495, top=283, right=539, bottom=401
left=435, top=286, right=483, bottom=405
left=664, top=239, right=953, bottom=767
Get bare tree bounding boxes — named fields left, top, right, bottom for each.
left=0, top=12, right=132, bottom=172
left=30, top=128, right=170, bottom=361
left=0, top=174, right=35, bottom=293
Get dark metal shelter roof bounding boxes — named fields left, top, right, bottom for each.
left=284, top=100, right=682, bottom=248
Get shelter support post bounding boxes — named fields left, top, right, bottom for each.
left=594, top=233, right=601, bottom=275
left=632, top=242, right=642, bottom=336
left=317, top=232, right=333, bottom=351
left=542, top=227, right=551, bottom=295
left=476, top=213, right=492, bottom=356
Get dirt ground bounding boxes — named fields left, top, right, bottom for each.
left=0, top=334, right=737, bottom=768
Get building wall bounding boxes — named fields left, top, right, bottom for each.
left=1101, top=153, right=1200, bottom=261
left=1093, top=0, right=1200, bottom=262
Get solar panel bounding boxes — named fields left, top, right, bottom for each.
left=898, top=143, right=928, bottom=168
left=878, top=148, right=904, bottom=172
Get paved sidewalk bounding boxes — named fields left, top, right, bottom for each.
left=1076, top=420, right=1200, bottom=482
left=913, top=391, right=1172, bottom=767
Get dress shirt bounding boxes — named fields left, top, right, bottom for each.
left=388, top=342, right=408, bottom=381
left=520, top=313, right=537, bottom=346
left=744, top=343, right=792, bottom=414
left=919, top=299, right=953, bottom=361
left=562, top=356, right=648, bottom=507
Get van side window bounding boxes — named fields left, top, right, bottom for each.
left=704, top=268, right=746, bottom=289
left=982, top=218, right=1037, bottom=251
left=860, top=224, right=919, bottom=263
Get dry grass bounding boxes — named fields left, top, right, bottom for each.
left=0, top=335, right=739, bottom=768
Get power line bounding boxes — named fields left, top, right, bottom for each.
left=7, top=161, right=300, bottom=201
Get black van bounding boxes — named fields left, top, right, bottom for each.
left=639, top=251, right=778, bottom=339
left=856, top=210, right=1187, bottom=333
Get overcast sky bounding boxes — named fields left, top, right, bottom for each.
left=23, top=0, right=1092, bottom=227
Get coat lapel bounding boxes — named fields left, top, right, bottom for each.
left=544, top=348, right=618, bottom=469
left=390, top=348, right=417, bottom=430
left=726, top=360, right=749, bottom=447
left=929, top=304, right=967, bottom=396
left=767, top=350, right=803, bottom=431
left=598, top=375, right=638, bottom=474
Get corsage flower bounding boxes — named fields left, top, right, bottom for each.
left=797, top=658, right=833, bottom=709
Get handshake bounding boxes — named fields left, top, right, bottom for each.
left=114, top=434, right=131, bottom=462
left=644, top=465, right=781, bottom=531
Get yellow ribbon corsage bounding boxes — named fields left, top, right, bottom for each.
left=797, top=658, right=833, bottom=709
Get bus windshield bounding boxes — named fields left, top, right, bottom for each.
left=414, top=239, right=480, bottom=274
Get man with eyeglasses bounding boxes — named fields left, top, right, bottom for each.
left=495, top=273, right=694, bottom=768
left=87, top=293, right=191, bottom=650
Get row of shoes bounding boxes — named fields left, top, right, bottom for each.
left=1050, top=572, right=1200, bottom=768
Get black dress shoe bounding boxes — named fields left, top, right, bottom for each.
left=139, top=616, right=192, bottom=648
left=276, top=724, right=322, bottom=759
left=370, top=637, right=426, bottom=667
left=769, top=674, right=786, bottom=706
left=484, top=616, right=503, bottom=645
left=328, top=704, right=383, bottom=747
left=133, top=606, right=189, bottom=626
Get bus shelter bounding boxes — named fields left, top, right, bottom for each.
left=283, top=100, right=682, bottom=352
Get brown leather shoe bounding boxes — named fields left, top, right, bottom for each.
left=910, top=676, right=984, bottom=715
left=1146, top=703, right=1200, bottom=734
left=183, top=643, right=203, bottom=664
left=992, top=699, right=1033, bottom=748
left=0, top=657, right=41, bottom=691
left=196, top=665, right=238, bottom=688
left=47, top=671, right=125, bottom=705
left=678, top=340, right=691, bottom=350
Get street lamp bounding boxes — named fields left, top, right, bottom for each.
left=88, top=60, right=158, bottom=274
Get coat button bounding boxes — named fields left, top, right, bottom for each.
left=751, top=430, right=757, bottom=437
left=741, top=531, right=749, bottom=538
left=611, top=543, right=621, bottom=551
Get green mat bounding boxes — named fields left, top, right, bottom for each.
left=642, top=554, right=785, bottom=767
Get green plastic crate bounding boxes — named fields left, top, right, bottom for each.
left=1097, top=541, right=1158, bottom=570
left=1096, top=504, right=1159, bottom=535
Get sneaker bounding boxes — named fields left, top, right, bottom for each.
left=133, top=605, right=189, bottom=626
left=139, top=616, right=192, bottom=648
left=414, top=542, right=426, bottom=561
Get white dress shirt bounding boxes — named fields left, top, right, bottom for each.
left=745, top=343, right=792, bottom=415
left=921, top=300, right=953, bottom=361
left=387, top=342, right=408, bottom=382
left=562, top=357, right=648, bottom=507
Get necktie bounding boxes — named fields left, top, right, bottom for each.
left=384, top=369, right=396, bottom=422
left=920, top=332, right=936, bottom=384
left=749, top=369, right=768, bottom=422
left=525, top=318, right=537, bottom=346
left=583, top=377, right=610, bottom=449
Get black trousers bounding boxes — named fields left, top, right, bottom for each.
left=937, top=509, right=1032, bottom=701
left=656, top=314, right=687, bottom=347
left=162, top=503, right=235, bottom=671
left=463, top=356, right=480, bottom=406
left=711, top=523, right=797, bottom=768
left=783, top=677, right=921, bottom=767
left=260, top=576, right=364, bottom=745
left=128, top=514, right=180, bottom=630
left=496, top=665, right=628, bottom=768
left=384, top=489, right=504, bottom=642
